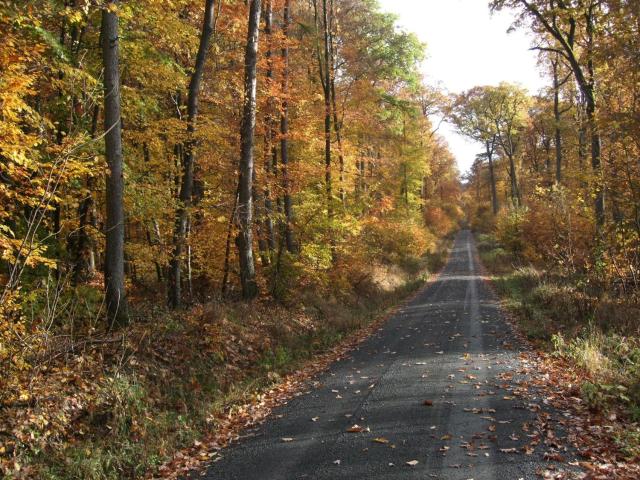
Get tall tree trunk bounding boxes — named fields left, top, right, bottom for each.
left=262, top=0, right=276, bottom=254
left=486, top=141, right=499, bottom=215
left=328, top=0, right=345, bottom=205
left=552, top=56, right=563, bottom=184
left=101, top=1, right=129, bottom=326
left=235, top=0, right=261, bottom=300
left=315, top=0, right=332, bottom=226
left=169, top=0, right=215, bottom=308
left=585, top=8, right=604, bottom=227
left=507, top=153, right=521, bottom=206
left=74, top=105, right=100, bottom=283
left=280, top=0, right=297, bottom=253
left=221, top=185, right=239, bottom=297
left=320, top=0, right=336, bottom=260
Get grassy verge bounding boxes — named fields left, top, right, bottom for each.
left=476, top=233, right=640, bottom=458
left=1, top=244, right=449, bottom=480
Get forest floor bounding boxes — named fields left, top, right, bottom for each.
left=174, top=230, right=638, bottom=480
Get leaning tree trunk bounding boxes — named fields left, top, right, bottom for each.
left=235, top=0, right=261, bottom=300
left=169, top=0, right=215, bottom=308
left=101, top=1, right=129, bottom=327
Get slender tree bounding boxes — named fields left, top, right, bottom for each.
left=328, top=0, right=345, bottom=205
left=235, top=0, right=262, bottom=300
left=313, top=0, right=332, bottom=223
left=101, top=0, right=129, bottom=326
left=280, top=0, right=297, bottom=253
left=262, top=0, right=276, bottom=256
left=169, top=0, right=216, bottom=308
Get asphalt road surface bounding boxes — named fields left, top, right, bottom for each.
left=201, top=230, right=565, bottom=479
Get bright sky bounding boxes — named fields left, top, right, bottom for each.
left=377, top=0, right=547, bottom=174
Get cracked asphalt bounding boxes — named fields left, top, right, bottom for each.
left=200, top=230, right=567, bottom=479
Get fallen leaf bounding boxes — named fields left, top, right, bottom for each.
left=346, top=424, right=367, bottom=433
left=373, top=437, right=390, bottom=444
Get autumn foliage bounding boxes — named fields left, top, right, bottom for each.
left=0, top=0, right=460, bottom=477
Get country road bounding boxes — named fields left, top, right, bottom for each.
left=200, top=230, right=570, bottom=479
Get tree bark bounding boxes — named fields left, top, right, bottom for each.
left=328, top=0, right=345, bottom=205
left=486, top=141, right=499, bottom=215
left=101, top=1, right=129, bottom=326
left=280, top=0, right=297, bottom=253
left=314, top=0, right=333, bottom=226
left=74, top=104, right=100, bottom=284
left=235, top=0, right=261, bottom=300
left=262, top=0, right=276, bottom=255
left=169, top=0, right=215, bottom=308
left=552, top=56, right=563, bottom=183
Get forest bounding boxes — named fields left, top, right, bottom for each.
left=0, top=0, right=639, bottom=479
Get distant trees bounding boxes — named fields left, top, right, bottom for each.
left=451, top=87, right=501, bottom=215
left=453, top=84, right=528, bottom=210
left=460, top=1, right=640, bottom=292
left=491, top=0, right=604, bottom=227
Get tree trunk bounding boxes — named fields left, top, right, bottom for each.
left=169, top=0, right=215, bottom=308
left=552, top=57, right=563, bottom=184
left=507, top=153, right=521, bottom=206
left=262, top=0, right=276, bottom=254
left=101, top=1, right=129, bottom=326
left=323, top=1, right=332, bottom=221
left=585, top=10, right=605, bottom=227
left=280, top=0, right=297, bottom=253
left=486, top=141, right=499, bottom=215
left=315, top=0, right=332, bottom=226
left=235, top=0, right=261, bottom=300
left=221, top=185, right=239, bottom=297
left=74, top=104, right=100, bottom=283
left=328, top=0, right=345, bottom=205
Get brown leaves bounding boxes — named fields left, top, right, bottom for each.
left=346, top=424, right=369, bottom=433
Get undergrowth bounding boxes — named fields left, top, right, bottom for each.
left=476, top=232, right=640, bottom=457
left=1, top=243, right=450, bottom=479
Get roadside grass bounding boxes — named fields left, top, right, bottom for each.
left=2, top=244, right=449, bottom=480
left=476, top=233, right=640, bottom=457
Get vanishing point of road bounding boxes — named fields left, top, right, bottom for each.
left=200, top=230, right=570, bottom=479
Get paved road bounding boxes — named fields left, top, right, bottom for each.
left=201, top=230, right=563, bottom=479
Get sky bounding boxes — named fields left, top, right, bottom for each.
left=377, top=0, right=547, bottom=174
